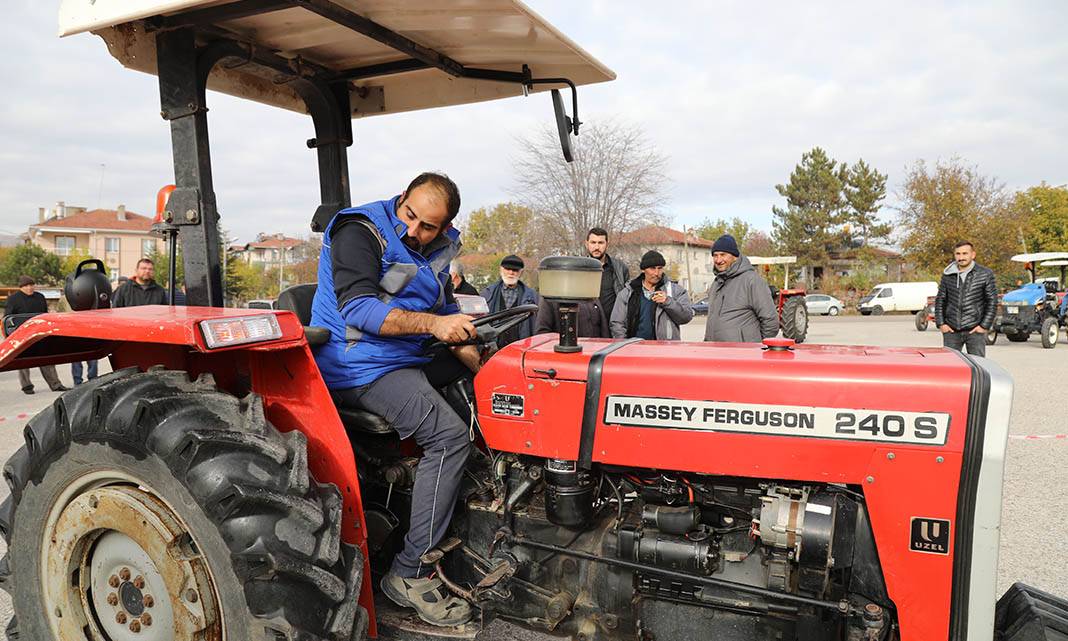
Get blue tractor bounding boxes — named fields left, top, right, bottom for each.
left=991, top=253, right=1068, bottom=348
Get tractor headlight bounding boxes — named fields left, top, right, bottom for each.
left=200, top=314, right=282, bottom=349
left=538, top=256, right=602, bottom=302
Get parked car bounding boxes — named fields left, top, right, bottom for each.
left=805, top=293, right=844, bottom=316
left=692, top=295, right=709, bottom=315
left=857, top=281, right=937, bottom=315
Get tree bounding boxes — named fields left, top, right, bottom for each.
left=513, top=119, right=670, bottom=251
left=896, top=159, right=1026, bottom=280
left=842, top=159, right=890, bottom=247
left=771, top=147, right=849, bottom=279
left=0, top=244, right=64, bottom=286
left=60, top=248, right=93, bottom=277
left=1015, top=183, right=1068, bottom=254
left=694, top=217, right=752, bottom=246
left=743, top=230, right=774, bottom=256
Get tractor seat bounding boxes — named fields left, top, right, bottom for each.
left=336, top=406, right=394, bottom=435
left=276, top=283, right=330, bottom=347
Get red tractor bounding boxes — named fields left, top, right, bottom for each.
left=750, top=255, right=809, bottom=343
left=1, top=3, right=1065, bottom=641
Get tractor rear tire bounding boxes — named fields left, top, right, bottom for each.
left=0, top=367, right=366, bottom=641
left=1041, top=317, right=1058, bottom=349
left=781, top=296, right=808, bottom=343
left=915, top=311, right=928, bottom=331
left=1006, top=331, right=1029, bottom=342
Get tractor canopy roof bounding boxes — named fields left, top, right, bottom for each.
left=1010, top=252, right=1068, bottom=263
left=58, top=0, right=615, bottom=117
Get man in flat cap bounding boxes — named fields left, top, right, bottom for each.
left=611, top=250, right=694, bottom=340
left=481, top=254, right=540, bottom=347
left=3, top=275, right=69, bottom=394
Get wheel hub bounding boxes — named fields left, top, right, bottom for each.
left=42, top=476, right=222, bottom=640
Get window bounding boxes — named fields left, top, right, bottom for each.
left=54, top=236, right=75, bottom=256
left=142, top=239, right=156, bottom=256
left=878, top=288, right=893, bottom=298
left=105, top=237, right=120, bottom=253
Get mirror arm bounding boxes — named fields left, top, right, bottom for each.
left=526, top=76, right=581, bottom=135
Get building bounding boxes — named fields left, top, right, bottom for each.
left=617, top=225, right=715, bottom=295
left=823, top=246, right=909, bottom=283
left=28, top=202, right=163, bottom=282
left=239, top=233, right=308, bottom=267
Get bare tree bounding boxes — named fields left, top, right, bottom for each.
left=512, top=119, right=670, bottom=252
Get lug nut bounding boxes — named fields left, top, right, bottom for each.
left=143, top=594, right=154, bottom=608
left=133, top=575, right=145, bottom=589
left=129, top=619, right=141, bottom=632
left=108, top=575, right=120, bottom=588
left=141, top=613, right=152, bottom=626
left=119, top=567, right=131, bottom=581
left=106, top=593, right=118, bottom=607
left=185, top=589, right=198, bottom=603
left=115, top=612, right=127, bottom=624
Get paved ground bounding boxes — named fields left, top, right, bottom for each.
left=1, top=315, right=1065, bottom=637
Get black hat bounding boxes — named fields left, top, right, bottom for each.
left=639, top=250, right=666, bottom=270
left=17, top=275, right=35, bottom=287
left=500, top=254, right=524, bottom=270
left=711, top=234, right=740, bottom=257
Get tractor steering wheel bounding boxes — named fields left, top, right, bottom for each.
left=425, top=304, right=540, bottom=352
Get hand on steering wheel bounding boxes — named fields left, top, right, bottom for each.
left=425, top=304, right=540, bottom=352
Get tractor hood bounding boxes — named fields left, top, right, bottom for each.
left=475, top=335, right=977, bottom=479
left=1002, top=283, right=1045, bottom=305
left=58, top=0, right=615, bottom=117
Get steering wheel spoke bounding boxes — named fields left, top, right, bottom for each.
left=426, top=304, right=539, bottom=352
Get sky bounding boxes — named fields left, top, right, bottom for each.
left=1, top=1, right=1066, bottom=245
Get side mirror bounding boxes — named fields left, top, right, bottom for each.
left=551, top=88, right=579, bottom=163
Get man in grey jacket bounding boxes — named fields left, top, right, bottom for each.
left=611, top=250, right=693, bottom=340
left=703, top=235, right=779, bottom=342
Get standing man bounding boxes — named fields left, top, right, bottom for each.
left=611, top=250, right=694, bottom=340
left=535, top=298, right=611, bottom=338
left=586, top=227, right=630, bottom=317
left=310, top=172, right=478, bottom=627
left=703, top=234, right=779, bottom=342
left=112, top=258, right=168, bottom=307
left=3, top=276, right=68, bottom=394
left=449, top=260, right=479, bottom=295
left=481, top=255, right=540, bottom=347
left=935, top=241, right=997, bottom=357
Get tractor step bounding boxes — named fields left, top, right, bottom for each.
left=996, top=582, right=1068, bottom=641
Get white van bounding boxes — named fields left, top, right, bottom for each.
left=857, top=281, right=938, bottom=315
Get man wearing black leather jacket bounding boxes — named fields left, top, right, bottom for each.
left=935, top=241, right=998, bottom=357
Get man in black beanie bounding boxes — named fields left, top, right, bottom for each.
left=610, top=250, right=693, bottom=340
left=703, top=234, right=778, bottom=342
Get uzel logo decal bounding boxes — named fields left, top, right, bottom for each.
left=910, top=517, right=951, bottom=555
left=602, top=396, right=950, bottom=445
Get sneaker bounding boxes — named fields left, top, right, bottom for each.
left=50, top=385, right=70, bottom=392
left=380, top=573, right=472, bottom=627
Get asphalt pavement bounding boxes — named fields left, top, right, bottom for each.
left=1, top=315, right=1065, bottom=638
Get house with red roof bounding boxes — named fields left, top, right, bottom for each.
left=28, top=202, right=163, bottom=282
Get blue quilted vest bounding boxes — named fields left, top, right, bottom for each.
left=310, top=196, right=461, bottom=389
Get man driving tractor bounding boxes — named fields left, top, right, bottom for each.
left=309, top=172, right=479, bottom=627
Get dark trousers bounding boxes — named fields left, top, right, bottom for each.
left=72, top=360, right=98, bottom=385
left=332, top=352, right=473, bottom=578
left=943, top=329, right=986, bottom=357
left=18, top=365, right=62, bottom=391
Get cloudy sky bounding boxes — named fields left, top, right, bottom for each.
left=2, top=1, right=1066, bottom=245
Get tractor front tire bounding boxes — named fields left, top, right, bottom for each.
left=986, top=330, right=999, bottom=345
left=0, top=368, right=366, bottom=641
left=915, top=311, right=929, bottom=331
left=1041, top=317, right=1058, bottom=349
left=781, top=296, right=808, bottom=343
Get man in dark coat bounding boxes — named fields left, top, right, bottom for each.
left=449, top=260, right=479, bottom=295
left=535, top=299, right=611, bottom=338
left=3, top=276, right=68, bottom=394
left=112, top=258, right=168, bottom=307
left=935, top=241, right=997, bottom=357
left=586, top=227, right=630, bottom=316
left=481, top=255, right=540, bottom=347
left=703, top=235, right=779, bottom=342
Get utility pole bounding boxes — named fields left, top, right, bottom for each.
left=278, top=239, right=285, bottom=295
left=683, top=226, right=693, bottom=292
